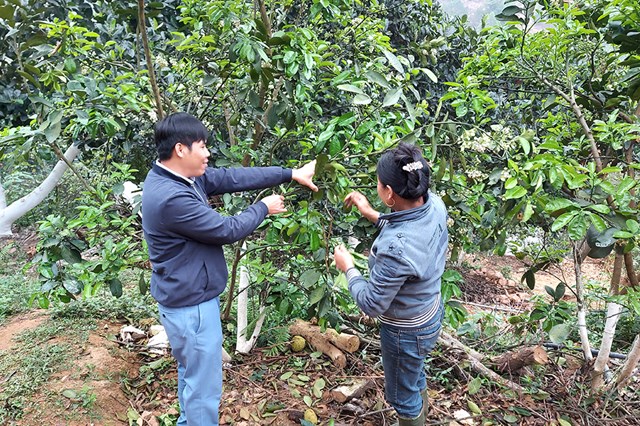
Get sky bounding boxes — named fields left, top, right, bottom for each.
left=438, top=0, right=505, bottom=28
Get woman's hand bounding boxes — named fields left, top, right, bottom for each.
left=344, top=191, right=379, bottom=224
left=333, top=244, right=355, bottom=273
left=260, top=194, right=287, bottom=215
left=292, top=160, right=318, bottom=192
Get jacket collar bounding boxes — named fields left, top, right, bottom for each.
left=380, top=194, right=431, bottom=222
left=153, top=161, right=194, bottom=185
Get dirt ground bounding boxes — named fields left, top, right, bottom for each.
left=0, top=252, right=624, bottom=426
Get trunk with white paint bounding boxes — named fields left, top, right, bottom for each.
left=0, top=144, right=80, bottom=236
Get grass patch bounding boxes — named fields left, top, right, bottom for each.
left=0, top=314, right=97, bottom=422
left=0, top=241, right=39, bottom=323
left=51, top=287, right=158, bottom=323
left=0, top=339, right=71, bottom=422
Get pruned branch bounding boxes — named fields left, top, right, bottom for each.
left=439, top=331, right=525, bottom=393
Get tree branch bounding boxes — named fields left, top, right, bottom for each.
left=137, top=0, right=164, bottom=119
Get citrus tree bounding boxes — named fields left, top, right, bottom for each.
left=438, top=0, right=640, bottom=392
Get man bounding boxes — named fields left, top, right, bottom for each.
left=141, top=112, right=317, bottom=425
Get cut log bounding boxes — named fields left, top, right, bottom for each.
left=325, top=327, right=360, bottom=353
left=491, top=346, right=549, bottom=374
left=330, top=379, right=373, bottom=403
left=289, top=319, right=347, bottom=368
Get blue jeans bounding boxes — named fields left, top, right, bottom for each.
left=158, top=297, right=223, bottom=426
left=380, top=302, right=443, bottom=418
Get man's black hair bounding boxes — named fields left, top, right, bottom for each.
left=155, top=112, right=209, bottom=161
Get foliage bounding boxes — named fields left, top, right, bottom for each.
left=29, top=162, right=147, bottom=307
left=441, top=269, right=467, bottom=328
left=437, top=0, right=640, bottom=270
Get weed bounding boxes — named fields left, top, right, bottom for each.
left=0, top=343, right=70, bottom=422
left=499, top=265, right=513, bottom=280
left=50, top=286, right=157, bottom=323
left=0, top=241, right=39, bottom=323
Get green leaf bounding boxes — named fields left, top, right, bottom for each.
left=44, top=117, right=62, bottom=143
left=548, top=323, right=571, bottom=344
left=382, top=49, right=405, bottom=74
left=318, top=127, right=334, bottom=143
left=280, top=371, right=293, bottom=380
left=61, top=246, right=82, bottom=264
left=554, top=282, right=566, bottom=302
left=365, top=70, right=390, bottom=88
left=503, top=186, right=527, bottom=200
left=614, top=230, right=634, bottom=239
left=138, top=273, right=148, bottom=296
left=551, top=211, right=578, bottom=232
left=521, top=269, right=536, bottom=290
left=112, top=182, right=124, bottom=195
left=545, top=285, right=555, bottom=299
left=503, top=414, right=519, bottom=423
left=309, top=286, right=324, bottom=305
left=587, top=204, right=610, bottom=215
left=313, top=378, right=326, bottom=392
left=519, top=137, right=531, bottom=155
left=468, top=377, right=482, bottom=395
left=337, top=84, right=364, bottom=94
left=303, top=395, right=313, bottom=407
left=504, top=177, right=518, bottom=189
left=567, top=214, right=589, bottom=241
left=62, top=389, right=79, bottom=400
left=522, top=202, right=534, bottom=222
left=588, top=213, right=607, bottom=232
left=300, top=270, right=321, bottom=289
left=422, top=68, right=438, bottom=83
left=626, top=219, right=640, bottom=234
left=63, top=278, right=82, bottom=295
left=109, top=278, right=123, bottom=298
left=0, top=5, right=15, bottom=21
left=310, top=232, right=321, bottom=250
left=467, top=399, right=482, bottom=415
left=383, top=88, right=402, bottom=107
left=617, top=177, right=636, bottom=194
left=353, top=94, right=372, bottom=105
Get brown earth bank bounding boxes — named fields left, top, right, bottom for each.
left=0, top=251, right=637, bottom=426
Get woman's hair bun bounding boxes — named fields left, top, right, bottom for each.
left=377, top=142, right=430, bottom=200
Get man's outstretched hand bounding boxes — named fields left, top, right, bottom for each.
left=292, top=160, right=318, bottom=192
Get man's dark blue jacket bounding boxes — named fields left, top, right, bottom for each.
left=142, top=163, right=292, bottom=307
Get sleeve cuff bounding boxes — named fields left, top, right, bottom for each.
left=375, top=218, right=388, bottom=229
left=345, top=267, right=362, bottom=283
left=256, top=200, right=269, bottom=216
left=283, top=168, right=293, bottom=183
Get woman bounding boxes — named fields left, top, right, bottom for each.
left=334, top=143, right=448, bottom=426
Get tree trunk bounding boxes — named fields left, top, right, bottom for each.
left=289, top=319, right=347, bottom=368
left=0, top=182, right=6, bottom=210
left=235, top=264, right=267, bottom=354
left=591, top=302, right=623, bottom=391
left=491, top=346, right=549, bottom=374
left=613, top=334, right=640, bottom=391
left=0, top=143, right=80, bottom=236
left=574, top=243, right=592, bottom=361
